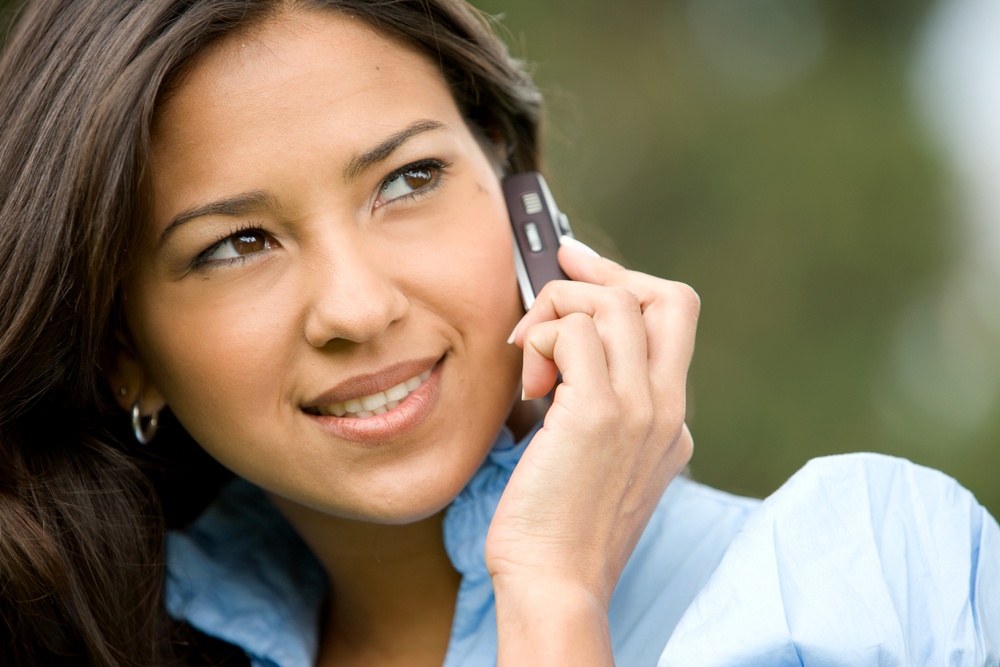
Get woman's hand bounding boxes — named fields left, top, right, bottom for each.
left=487, top=237, right=699, bottom=666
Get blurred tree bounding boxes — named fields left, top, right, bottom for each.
left=0, top=0, right=993, bottom=517
left=478, top=0, right=998, bottom=516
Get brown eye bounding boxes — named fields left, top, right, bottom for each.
left=376, top=160, right=445, bottom=206
left=232, top=232, right=267, bottom=255
left=198, top=228, right=275, bottom=266
left=401, top=167, right=433, bottom=189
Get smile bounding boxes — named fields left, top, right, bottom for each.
left=309, top=369, right=432, bottom=419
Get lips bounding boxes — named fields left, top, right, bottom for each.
left=301, top=356, right=443, bottom=440
left=308, top=368, right=432, bottom=418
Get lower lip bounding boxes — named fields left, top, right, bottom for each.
left=305, top=360, right=443, bottom=443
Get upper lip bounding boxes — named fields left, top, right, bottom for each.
left=303, top=355, right=441, bottom=408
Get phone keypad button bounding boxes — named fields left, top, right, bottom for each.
left=521, top=192, right=543, bottom=215
left=524, top=222, right=543, bottom=252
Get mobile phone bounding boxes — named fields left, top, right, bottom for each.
left=502, top=172, right=575, bottom=310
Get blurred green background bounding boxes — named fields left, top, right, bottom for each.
left=476, top=0, right=1000, bottom=516
left=2, top=0, right=996, bottom=517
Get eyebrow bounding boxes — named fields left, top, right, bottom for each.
left=158, top=190, right=278, bottom=248
left=344, top=119, right=446, bottom=182
left=158, top=119, right=447, bottom=246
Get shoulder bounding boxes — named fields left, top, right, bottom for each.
left=658, top=453, right=1000, bottom=667
left=633, top=472, right=762, bottom=576
left=608, top=475, right=761, bottom=664
left=765, top=451, right=982, bottom=517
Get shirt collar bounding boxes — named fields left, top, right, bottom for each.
left=165, top=424, right=535, bottom=667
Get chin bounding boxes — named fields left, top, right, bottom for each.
left=323, top=463, right=482, bottom=526
left=343, top=487, right=464, bottom=525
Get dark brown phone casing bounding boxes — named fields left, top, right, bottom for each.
left=502, top=172, right=574, bottom=309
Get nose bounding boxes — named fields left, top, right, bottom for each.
left=302, top=234, right=409, bottom=348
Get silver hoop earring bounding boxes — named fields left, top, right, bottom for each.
left=131, top=400, right=160, bottom=445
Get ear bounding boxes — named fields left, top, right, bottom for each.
left=104, top=335, right=167, bottom=416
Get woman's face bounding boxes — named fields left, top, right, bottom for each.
left=123, top=9, right=524, bottom=523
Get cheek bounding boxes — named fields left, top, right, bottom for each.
left=125, top=277, right=295, bottom=435
left=430, top=182, right=522, bottom=316
left=442, top=203, right=524, bottom=332
left=442, top=195, right=525, bottom=378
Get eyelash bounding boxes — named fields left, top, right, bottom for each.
left=375, top=158, right=450, bottom=208
left=192, top=223, right=271, bottom=270
left=189, top=158, right=450, bottom=270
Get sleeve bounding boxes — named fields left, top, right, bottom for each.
left=657, top=453, right=1000, bottom=667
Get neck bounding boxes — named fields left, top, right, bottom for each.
left=270, top=499, right=460, bottom=667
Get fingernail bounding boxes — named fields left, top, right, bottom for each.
left=507, top=314, right=527, bottom=344
left=559, top=235, right=600, bottom=258
left=521, top=387, right=527, bottom=401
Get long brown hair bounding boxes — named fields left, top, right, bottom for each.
left=0, top=1, right=540, bottom=664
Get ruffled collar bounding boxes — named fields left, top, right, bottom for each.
left=165, top=424, right=534, bottom=667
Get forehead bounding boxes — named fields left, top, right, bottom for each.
left=150, top=8, right=457, bottom=165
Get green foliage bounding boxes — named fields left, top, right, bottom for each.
left=0, top=0, right=993, bottom=516
left=479, top=0, right=999, bottom=516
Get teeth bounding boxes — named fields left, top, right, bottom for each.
left=385, top=383, right=408, bottom=401
left=360, top=392, right=387, bottom=411
left=313, top=369, right=431, bottom=419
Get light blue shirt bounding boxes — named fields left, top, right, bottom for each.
left=658, top=454, right=1000, bottom=666
left=166, top=426, right=1000, bottom=666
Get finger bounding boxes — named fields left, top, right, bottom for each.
left=587, top=272, right=699, bottom=378
left=630, top=280, right=700, bottom=401
left=556, top=243, right=701, bottom=401
left=512, top=280, right=649, bottom=397
left=555, top=239, right=629, bottom=289
left=506, top=239, right=625, bottom=344
left=520, top=312, right=610, bottom=401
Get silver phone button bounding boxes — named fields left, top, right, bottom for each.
left=522, top=192, right=543, bottom=215
left=557, top=212, right=573, bottom=237
left=524, top=222, right=543, bottom=252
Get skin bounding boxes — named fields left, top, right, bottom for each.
left=109, top=8, right=699, bottom=667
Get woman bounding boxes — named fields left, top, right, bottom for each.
left=0, top=0, right=698, bottom=664
left=0, top=1, right=995, bottom=666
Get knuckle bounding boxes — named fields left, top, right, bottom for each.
left=619, top=393, right=655, bottom=434
left=673, top=283, right=701, bottom=318
left=562, top=310, right=596, bottom=333
left=674, top=427, right=694, bottom=466
left=521, top=321, right=545, bottom=346
left=534, top=278, right=565, bottom=302
left=667, top=403, right=688, bottom=431
left=607, top=286, right=641, bottom=315
left=653, top=399, right=687, bottom=441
